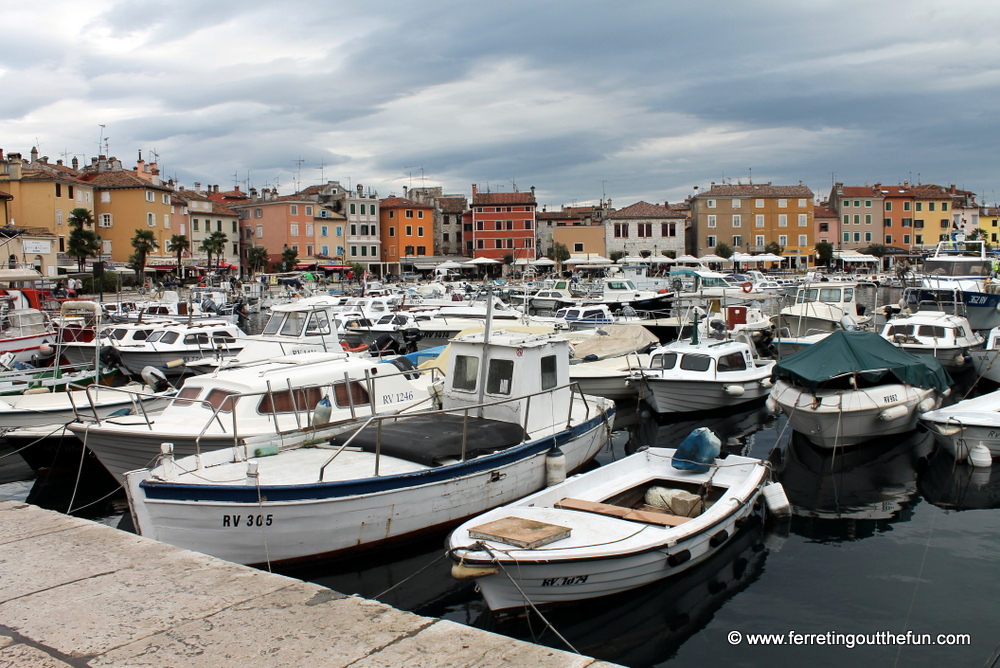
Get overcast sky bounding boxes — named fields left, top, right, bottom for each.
left=5, top=1, right=1000, bottom=209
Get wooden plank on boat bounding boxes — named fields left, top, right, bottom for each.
left=468, top=516, right=571, bottom=549
left=555, top=497, right=691, bottom=527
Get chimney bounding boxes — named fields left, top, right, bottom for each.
left=71, top=156, right=78, bottom=170
left=471, top=184, right=478, bottom=198
left=214, top=185, right=219, bottom=193
left=30, top=147, right=38, bottom=162
left=530, top=186, right=536, bottom=200
left=194, top=182, right=201, bottom=192
left=137, top=157, right=146, bottom=173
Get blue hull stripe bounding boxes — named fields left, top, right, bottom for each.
left=140, top=407, right=615, bottom=504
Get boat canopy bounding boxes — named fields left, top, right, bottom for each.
left=773, top=330, right=951, bottom=393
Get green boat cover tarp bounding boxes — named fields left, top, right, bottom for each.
left=773, top=330, right=952, bottom=392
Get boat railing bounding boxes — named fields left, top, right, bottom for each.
left=316, top=380, right=594, bottom=482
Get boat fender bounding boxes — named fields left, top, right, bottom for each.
left=159, top=442, right=176, bottom=479
left=667, top=549, right=691, bottom=567
left=253, top=445, right=279, bottom=458
left=878, top=404, right=910, bottom=422
left=968, top=444, right=992, bottom=468
left=141, top=366, right=170, bottom=393
left=451, top=561, right=500, bottom=580
left=724, top=384, right=746, bottom=397
left=163, top=358, right=186, bottom=369
left=246, top=459, right=260, bottom=485
left=759, top=377, right=773, bottom=389
left=36, top=344, right=55, bottom=358
left=546, top=445, right=567, bottom=486
left=765, top=395, right=780, bottom=415
left=311, top=395, right=333, bottom=426
left=762, top=482, right=791, bottom=516
left=672, top=427, right=721, bottom=473
left=709, top=529, right=729, bottom=548
left=741, top=282, right=753, bottom=293
left=916, top=397, right=937, bottom=414
left=22, top=386, right=51, bottom=394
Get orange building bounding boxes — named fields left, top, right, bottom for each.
left=379, top=196, right=435, bottom=265
left=469, top=185, right=537, bottom=261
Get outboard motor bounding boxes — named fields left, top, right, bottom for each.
left=401, top=327, right=422, bottom=354
left=373, top=333, right=400, bottom=356
left=99, top=345, right=126, bottom=372
left=140, top=366, right=171, bottom=393
left=201, top=298, right=217, bottom=313
left=840, top=315, right=858, bottom=332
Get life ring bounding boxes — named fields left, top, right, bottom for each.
left=340, top=342, right=369, bottom=353
left=741, top=282, right=753, bottom=293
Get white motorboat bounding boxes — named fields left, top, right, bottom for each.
left=911, top=236, right=1000, bottom=331
left=628, top=334, right=775, bottom=414
left=446, top=445, right=770, bottom=614
left=569, top=353, right=651, bottom=401
left=920, top=389, right=1000, bottom=462
left=61, top=319, right=247, bottom=378
left=769, top=330, right=952, bottom=448
left=0, top=308, right=57, bottom=363
left=881, top=310, right=983, bottom=370
left=123, top=329, right=615, bottom=566
left=971, top=327, right=1000, bottom=384
left=71, top=351, right=433, bottom=480
left=771, top=281, right=874, bottom=357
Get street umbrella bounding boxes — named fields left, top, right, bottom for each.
left=531, top=258, right=556, bottom=266
left=698, top=254, right=732, bottom=263
left=436, top=260, right=463, bottom=269
left=463, top=257, right=501, bottom=265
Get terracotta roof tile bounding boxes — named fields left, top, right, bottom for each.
left=838, top=186, right=881, bottom=197
left=379, top=197, right=432, bottom=208
left=437, top=197, right=468, bottom=214
left=81, top=171, right=171, bottom=190
left=471, top=191, right=536, bottom=205
left=696, top=184, right=813, bottom=198
left=607, top=201, right=685, bottom=219
left=814, top=204, right=837, bottom=218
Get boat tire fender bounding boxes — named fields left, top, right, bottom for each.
left=667, top=550, right=691, bottom=567
left=709, top=529, right=729, bottom=548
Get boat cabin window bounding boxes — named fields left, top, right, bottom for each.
left=607, top=281, right=630, bottom=290
left=555, top=309, right=569, bottom=318
left=148, top=306, right=170, bottom=315
left=213, top=331, right=237, bottom=344
left=452, top=354, right=479, bottom=392
left=273, top=312, right=308, bottom=337
left=884, top=324, right=913, bottom=337
left=204, top=388, right=239, bottom=413
left=305, top=312, right=332, bottom=335
left=923, top=259, right=989, bottom=277
left=159, top=331, right=179, bottom=344
left=173, top=386, right=203, bottom=406
left=717, top=351, right=748, bottom=372
left=258, top=386, right=325, bottom=414
left=918, top=325, right=948, bottom=338
left=131, top=329, right=153, bottom=341
left=333, top=381, right=369, bottom=407
left=541, top=355, right=558, bottom=390
left=486, top=358, right=515, bottom=395
left=679, top=353, right=712, bottom=372
left=651, top=352, right=677, bottom=369
left=583, top=309, right=606, bottom=319
left=146, top=331, right=165, bottom=342
left=184, top=333, right=210, bottom=345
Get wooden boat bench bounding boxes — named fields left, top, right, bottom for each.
left=555, top=497, right=692, bottom=527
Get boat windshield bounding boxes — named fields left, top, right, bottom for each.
left=922, top=258, right=990, bottom=277
left=261, top=311, right=307, bottom=337
left=796, top=287, right=853, bottom=304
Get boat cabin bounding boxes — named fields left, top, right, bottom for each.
left=444, top=330, right=572, bottom=434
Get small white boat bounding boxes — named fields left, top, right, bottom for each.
left=123, top=329, right=615, bottom=566
left=71, top=351, right=432, bottom=480
left=568, top=353, right=650, bottom=401
left=769, top=330, right=952, bottom=448
left=0, top=379, right=174, bottom=431
left=920, top=390, right=1000, bottom=462
left=970, top=327, right=1000, bottom=384
left=446, top=446, right=770, bottom=614
left=881, top=310, right=983, bottom=370
left=0, top=308, right=57, bottom=362
left=628, top=335, right=775, bottom=413
left=771, top=281, right=872, bottom=340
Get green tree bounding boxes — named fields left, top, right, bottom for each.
left=167, top=234, right=190, bottom=275
left=863, top=243, right=887, bottom=259
left=281, top=246, right=299, bottom=272
left=609, top=250, right=624, bottom=262
left=764, top=241, right=784, bottom=255
left=66, top=208, right=101, bottom=272
left=815, top=240, right=834, bottom=266
left=548, top=242, right=571, bottom=264
left=198, top=231, right=228, bottom=272
left=714, top=243, right=734, bottom=259
left=129, top=229, right=158, bottom=281
left=247, top=246, right=269, bottom=276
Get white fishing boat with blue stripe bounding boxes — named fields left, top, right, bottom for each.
left=906, top=236, right=1000, bottom=332
left=124, top=328, right=615, bottom=567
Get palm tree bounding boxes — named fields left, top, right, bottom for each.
left=281, top=246, right=298, bottom=272
left=167, top=235, right=190, bottom=276
left=247, top=246, right=269, bottom=276
left=66, top=208, right=100, bottom=272
left=130, top=229, right=159, bottom=281
left=198, top=231, right=228, bottom=272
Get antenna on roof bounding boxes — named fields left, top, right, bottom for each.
left=404, top=166, right=414, bottom=190
left=316, top=159, right=326, bottom=184
left=292, top=156, right=304, bottom=192
left=748, top=167, right=752, bottom=185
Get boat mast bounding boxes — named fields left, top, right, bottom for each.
left=476, top=283, right=494, bottom=416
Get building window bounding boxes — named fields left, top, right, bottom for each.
left=707, top=215, right=716, bottom=228
left=495, top=239, right=503, bottom=249
left=798, top=235, right=807, bottom=246
left=525, top=220, right=532, bottom=230
left=256, top=225, right=263, bottom=238
left=798, top=199, right=807, bottom=207
left=388, top=210, right=394, bottom=219
left=99, top=213, right=112, bottom=227
left=662, top=222, right=677, bottom=237
left=798, top=214, right=807, bottom=226
left=305, top=223, right=313, bottom=236
left=495, top=221, right=502, bottom=231
left=942, top=202, right=949, bottom=211
left=254, top=208, right=262, bottom=218
left=755, top=199, right=764, bottom=208
left=55, top=209, right=63, bottom=226
left=778, top=199, right=787, bottom=208
left=417, top=245, right=426, bottom=254
left=418, top=210, right=424, bottom=219
left=290, top=223, right=299, bottom=237
left=388, top=227, right=395, bottom=237
left=232, top=221, right=238, bottom=233
left=614, top=223, right=629, bottom=238
left=706, top=235, right=716, bottom=247
left=418, top=226, right=424, bottom=236
left=164, top=214, right=170, bottom=228
left=707, top=200, right=716, bottom=208
left=290, top=205, right=298, bottom=215
left=321, top=245, right=329, bottom=255
left=321, top=225, right=328, bottom=237
left=638, top=223, right=652, bottom=237
left=843, top=215, right=849, bottom=225
left=733, top=235, right=743, bottom=247
left=778, top=215, right=787, bottom=227
left=778, top=235, right=787, bottom=246
left=902, top=218, right=912, bottom=227
left=55, top=183, right=62, bottom=197
left=755, top=215, right=764, bottom=228
left=506, top=238, right=514, bottom=249
left=350, top=203, right=356, bottom=215
left=336, top=226, right=343, bottom=236
left=885, top=218, right=892, bottom=227
left=732, top=214, right=741, bottom=228
left=574, top=242, right=584, bottom=252
left=755, top=235, right=765, bottom=246
left=147, top=212, right=155, bottom=227
left=405, top=210, right=413, bottom=218
left=350, top=224, right=357, bottom=235
left=865, top=232, right=872, bottom=241
left=843, top=232, right=850, bottom=242
left=854, top=215, right=860, bottom=224
left=916, top=202, right=923, bottom=212
left=885, top=201, right=893, bottom=211
left=525, top=237, right=533, bottom=248
left=904, top=201, right=911, bottom=211
left=886, top=234, right=893, bottom=244
left=146, top=191, right=154, bottom=202
left=405, top=225, right=412, bottom=236
left=731, top=199, right=741, bottom=209
left=854, top=232, right=861, bottom=242
left=101, top=192, right=111, bottom=203
left=506, top=220, right=513, bottom=230
left=904, top=234, right=911, bottom=244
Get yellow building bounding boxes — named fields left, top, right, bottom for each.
left=980, top=207, right=1000, bottom=244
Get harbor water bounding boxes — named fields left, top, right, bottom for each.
left=3, top=297, right=1000, bottom=666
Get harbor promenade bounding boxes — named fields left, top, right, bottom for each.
left=0, top=499, right=620, bottom=667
